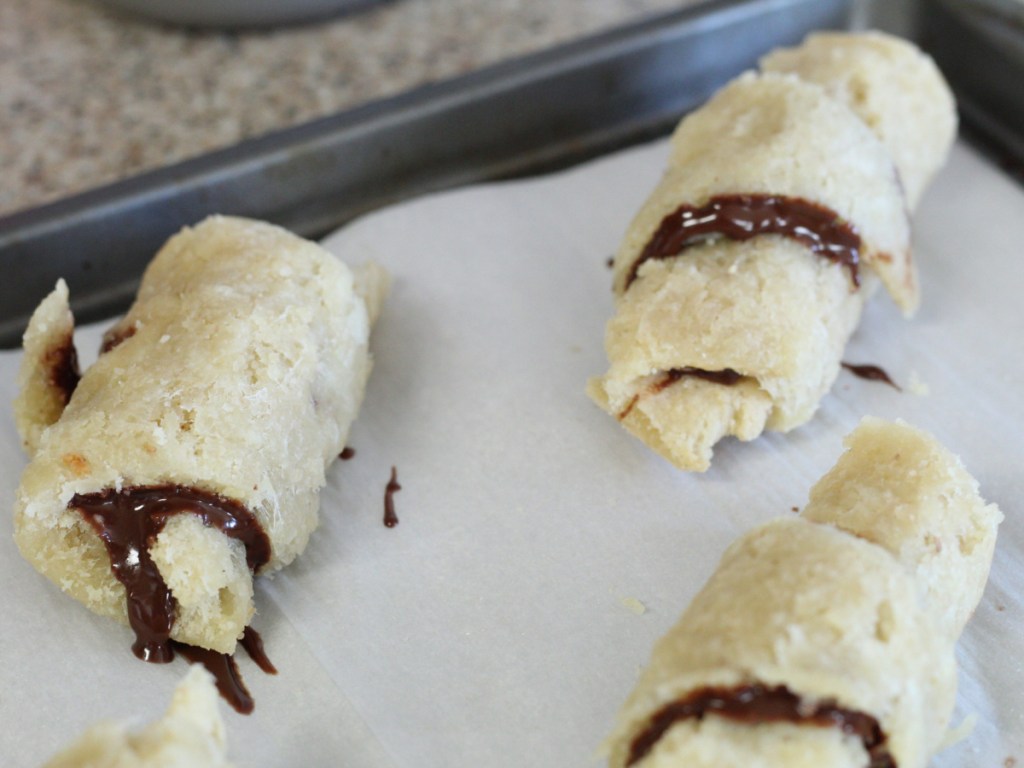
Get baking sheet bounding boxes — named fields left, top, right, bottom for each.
left=0, top=0, right=851, bottom=348
left=921, top=0, right=1024, bottom=179
left=1, top=136, right=1022, bottom=766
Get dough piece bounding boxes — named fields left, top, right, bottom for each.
left=761, top=31, right=957, bottom=209
left=611, top=72, right=911, bottom=308
left=42, top=668, right=233, bottom=768
left=13, top=215, right=388, bottom=657
left=14, top=278, right=79, bottom=455
left=589, top=33, right=955, bottom=472
left=604, top=419, right=1001, bottom=768
left=802, top=417, right=1002, bottom=640
left=589, top=70, right=906, bottom=471
left=589, top=237, right=867, bottom=471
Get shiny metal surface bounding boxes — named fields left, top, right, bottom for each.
left=0, top=0, right=852, bottom=347
left=92, top=0, right=388, bottom=28
left=921, top=0, right=1024, bottom=171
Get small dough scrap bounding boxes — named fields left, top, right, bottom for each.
left=42, top=668, right=233, bottom=768
left=14, top=278, right=78, bottom=455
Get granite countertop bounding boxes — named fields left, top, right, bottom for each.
left=0, top=0, right=694, bottom=217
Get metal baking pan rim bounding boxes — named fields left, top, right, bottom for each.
left=0, top=0, right=853, bottom=347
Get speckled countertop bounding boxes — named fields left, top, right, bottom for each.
left=0, top=0, right=698, bottom=217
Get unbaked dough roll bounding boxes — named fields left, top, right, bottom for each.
left=604, top=419, right=1001, bottom=768
left=588, top=68, right=910, bottom=471
left=589, top=32, right=958, bottom=472
left=13, top=215, right=388, bottom=657
left=42, top=668, right=233, bottom=768
left=589, top=236, right=868, bottom=471
left=761, top=31, right=957, bottom=209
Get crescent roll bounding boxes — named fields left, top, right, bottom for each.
left=604, top=418, right=1002, bottom=768
left=13, top=215, right=388, bottom=658
left=587, top=33, right=956, bottom=471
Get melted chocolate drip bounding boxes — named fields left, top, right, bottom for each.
left=339, top=446, right=356, bottom=461
left=841, top=362, right=901, bottom=392
left=384, top=467, right=401, bottom=528
left=240, top=626, right=277, bottom=675
left=46, top=333, right=81, bottom=405
left=626, top=684, right=894, bottom=768
left=174, top=640, right=255, bottom=715
left=71, top=486, right=271, bottom=663
left=171, top=628, right=276, bottom=715
left=618, top=367, right=743, bottom=420
left=624, top=194, right=862, bottom=290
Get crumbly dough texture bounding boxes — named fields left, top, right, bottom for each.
left=761, top=30, right=957, bottom=209
left=13, top=215, right=388, bottom=653
left=14, top=278, right=76, bottom=455
left=802, top=417, right=1003, bottom=640
left=42, top=668, right=233, bottom=768
left=611, top=71, right=912, bottom=307
left=588, top=238, right=870, bottom=471
left=604, top=419, right=1001, bottom=768
left=589, top=33, right=955, bottom=472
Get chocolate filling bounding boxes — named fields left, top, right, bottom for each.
left=99, top=323, right=136, bottom=354
left=623, top=194, right=861, bottom=290
left=46, top=333, right=81, bottom=405
left=71, top=486, right=271, bottom=664
left=169, top=627, right=276, bottom=714
left=384, top=466, right=401, bottom=528
left=240, top=625, right=277, bottom=675
left=618, top=367, right=743, bottom=420
left=655, top=367, right=743, bottom=391
left=626, top=684, right=894, bottom=768
left=339, top=446, right=356, bottom=460
left=166, top=628, right=276, bottom=715
left=174, top=640, right=255, bottom=714
left=841, top=362, right=901, bottom=392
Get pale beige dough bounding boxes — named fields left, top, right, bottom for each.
left=589, top=238, right=869, bottom=471
left=606, top=517, right=954, bottom=768
left=42, top=668, right=233, bottom=768
left=612, top=71, right=912, bottom=309
left=14, top=278, right=77, bottom=455
left=761, top=30, right=957, bottom=209
left=604, top=419, right=1001, bottom=768
left=13, top=215, right=388, bottom=653
left=590, top=33, right=954, bottom=472
left=803, top=417, right=1003, bottom=640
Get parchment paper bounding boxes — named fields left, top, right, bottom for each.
left=1, top=138, right=1021, bottom=767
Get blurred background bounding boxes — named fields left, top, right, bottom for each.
left=1, top=0, right=700, bottom=217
